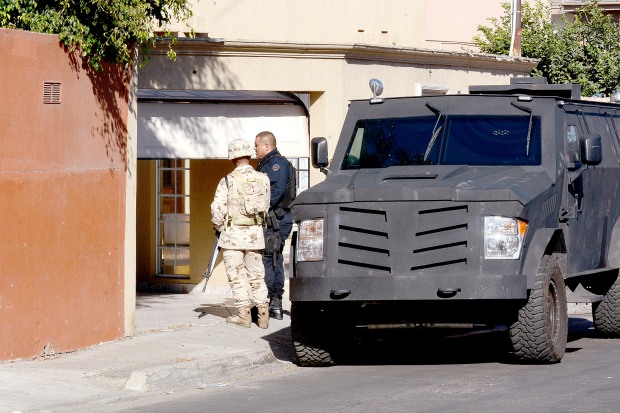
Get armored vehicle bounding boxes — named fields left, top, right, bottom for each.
left=289, top=78, right=620, bottom=367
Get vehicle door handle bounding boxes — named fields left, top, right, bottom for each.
left=330, top=289, right=351, bottom=299
left=437, top=288, right=461, bottom=298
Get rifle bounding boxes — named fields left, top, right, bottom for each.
left=202, top=232, right=221, bottom=293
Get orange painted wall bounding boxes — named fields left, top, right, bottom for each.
left=0, top=29, right=129, bottom=361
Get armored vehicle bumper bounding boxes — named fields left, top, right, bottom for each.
left=289, top=273, right=527, bottom=302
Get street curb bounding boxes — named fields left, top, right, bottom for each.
left=126, top=349, right=282, bottom=393
left=568, top=302, right=593, bottom=316
left=55, top=349, right=289, bottom=412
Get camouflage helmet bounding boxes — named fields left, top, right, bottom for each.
left=228, top=139, right=253, bottom=160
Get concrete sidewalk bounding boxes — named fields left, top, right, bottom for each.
left=0, top=288, right=295, bottom=413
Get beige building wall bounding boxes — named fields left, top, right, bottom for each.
left=168, top=0, right=505, bottom=51
left=424, top=1, right=506, bottom=50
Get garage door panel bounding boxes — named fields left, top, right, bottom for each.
left=138, top=100, right=309, bottom=159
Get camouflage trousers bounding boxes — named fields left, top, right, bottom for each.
left=222, top=249, right=269, bottom=308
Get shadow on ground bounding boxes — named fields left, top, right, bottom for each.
left=262, top=327, right=297, bottom=363
left=280, top=316, right=601, bottom=367
left=194, top=300, right=235, bottom=320
left=192, top=304, right=297, bottom=364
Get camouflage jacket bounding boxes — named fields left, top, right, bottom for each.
left=211, top=164, right=270, bottom=250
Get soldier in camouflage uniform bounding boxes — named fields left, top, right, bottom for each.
left=211, top=139, right=271, bottom=328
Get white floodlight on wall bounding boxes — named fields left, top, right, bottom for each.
left=369, top=78, right=384, bottom=104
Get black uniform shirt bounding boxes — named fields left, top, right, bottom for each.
left=257, top=149, right=290, bottom=210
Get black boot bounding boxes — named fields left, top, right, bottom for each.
left=269, top=295, right=283, bottom=320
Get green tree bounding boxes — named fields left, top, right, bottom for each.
left=0, top=0, right=193, bottom=71
left=473, top=0, right=620, bottom=96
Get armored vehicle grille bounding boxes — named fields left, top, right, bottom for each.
left=336, top=203, right=473, bottom=276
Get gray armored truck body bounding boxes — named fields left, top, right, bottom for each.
left=289, top=80, right=620, bottom=366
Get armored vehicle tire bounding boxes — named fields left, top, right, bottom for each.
left=592, top=274, right=620, bottom=336
left=291, top=302, right=337, bottom=367
left=509, top=255, right=568, bottom=363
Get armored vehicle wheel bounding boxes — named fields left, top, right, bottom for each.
left=291, top=302, right=336, bottom=367
left=509, top=255, right=568, bottom=363
left=592, top=274, right=620, bottom=336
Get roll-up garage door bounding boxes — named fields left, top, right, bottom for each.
left=137, top=90, right=309, bottom=159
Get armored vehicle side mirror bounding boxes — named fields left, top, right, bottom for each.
left=311, top=137, right=329, bottom=171
left=582, top=134, right=602, bottom=165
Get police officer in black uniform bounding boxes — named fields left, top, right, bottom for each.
left=254, top=131, right=294, bottom=320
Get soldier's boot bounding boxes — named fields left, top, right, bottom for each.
left=226, top=306, right=251, bottom=328
left=257, top=305, right=269, bottom=329
left=269, top=295, right=283, bottom=320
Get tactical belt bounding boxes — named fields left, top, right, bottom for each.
left=230, top=214, right=264, bottom=226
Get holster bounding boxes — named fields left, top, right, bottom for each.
left=273, top=206, right=286, bottom=220
left=263, top=230, right=281, bottom=255
left=263, top=210, right=281, bottom=262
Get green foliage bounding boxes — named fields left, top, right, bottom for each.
left=0, top=0, right=193, bottom=70
left=473, top=0, right=620, bottom=96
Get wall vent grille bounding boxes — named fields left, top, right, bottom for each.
left=43, top=82, right=61, bottom=104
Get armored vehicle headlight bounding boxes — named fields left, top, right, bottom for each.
left=484, top=216, right=527, bottom=259
left=297, top=219, right=324, bottom=262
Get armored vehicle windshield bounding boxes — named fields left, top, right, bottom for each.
left=341, top=114, right=542, bottom=169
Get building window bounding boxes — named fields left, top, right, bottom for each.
left=156, top=160, right=190, bottom=278
left=290, top=157, right=310, bottom=195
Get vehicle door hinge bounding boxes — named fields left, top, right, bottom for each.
left=559, top=193, right=582, bottom=221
